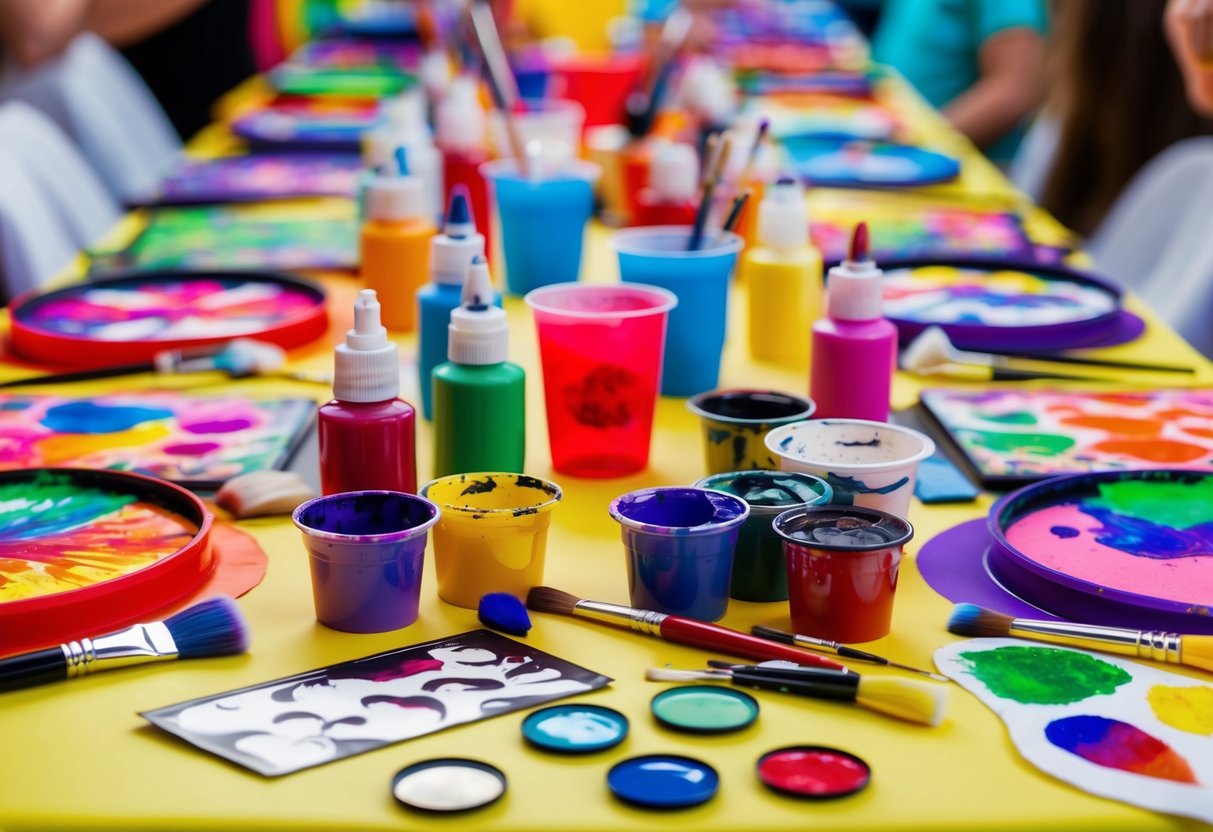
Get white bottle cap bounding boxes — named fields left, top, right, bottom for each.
left=383, top=89, right=430, bottom=139
left=757, top=177, right=809, bottom=248
left=648, top=142, right=698, bottom=202
left=431, top=185, right=485, bottom=285
left=826, top=223, right=884, bottom=321
left=366, top=171, right=425, bottom=221
left=334, top=289, right=400, bottom=402
left=448, top=256, right=507, bottom=365
left=419, top=49, right=452, bottom=99
left=362, top=127, right=395, bottom=170
left=435, top=76, right=486, bottom=151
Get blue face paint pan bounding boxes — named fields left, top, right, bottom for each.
left=521, top=704, right=629, bottom=754
left=607, top=754, right=719, bottom=809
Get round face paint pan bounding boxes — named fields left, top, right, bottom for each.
left=521, top=704, right=629, bottom=754
left=391, top=758, right=507, bottom=813
left=650, top=684, right=759, bottom=734
left=607, top=754, right=720, bottom=809
left=757, top=745, right=872, bottom=799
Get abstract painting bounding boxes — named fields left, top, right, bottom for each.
left=230, top=99, right=383, bottom=151
left=143, top=154, right=362, bottom=206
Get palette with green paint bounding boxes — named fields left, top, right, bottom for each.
left=935, top=639, right=1213, bottom=823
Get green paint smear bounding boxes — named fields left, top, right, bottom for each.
left=976, top=410, right=1038, bottom=425
left=958, top=429, right=1075, bottom=457
left=959, top=646, right=1131, bottom=705
left=1087, top=478, right=1213, bottom=528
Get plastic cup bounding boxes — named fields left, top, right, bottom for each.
left=292, top=491, right=440, bottom=633
left=611, top=226, right=744, bottom=397
left=608, top=486, right=750, bottom=621
left=773, top=505, right=913, bottom=643
left=526, top=282, right=677, bottom=478
left=421, top=472, right=562, bottom=609
left=764, top=419, right=935, bottom=520
left=482, top=159, right=600, bottom=296
left=488, top=98, right=586, bottom=163
left=584, top=124, right=631, bottom=226
left=551, top=53, right=643, bottom=130
left=693, top=471, right=832, bottom=602
left=687, top=389, right=817, bottom=475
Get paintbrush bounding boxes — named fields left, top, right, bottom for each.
left=645, top=665, right=948, bottom=726
left=687, top=133, right=732, bottom=251
left=525, top=586, right=848, bottom=671
left=625, top=7, right=692, bottom=138
left=749, top=624, right=949, bottom=681
left=736, top=117, right=770, bottom=188
left=0, top=596, right=248, bottom=692
left=721, top=190, right=751, bottom=233
left=469, top=0, right=527, bottom=168
left=947, top=603, right=1213, bottom=674
left=900, top=328, right=1102, bottom=382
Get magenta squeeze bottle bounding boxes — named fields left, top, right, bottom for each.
left=809, top=222, right=897, bottom=422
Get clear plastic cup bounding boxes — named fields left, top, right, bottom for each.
left=611, top=226, right=743, bottom=397
left=686, top=389, right=816, bottom=475
left=482, top=158, right=600, bottom=296
left=525, top=282, right=677, bottom=477
left=487, top=98, right=586, bottom=163
left=292, top=491, right=440, bottom=633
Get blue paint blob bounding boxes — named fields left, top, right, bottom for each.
left=1050, top=526, right=1080, bottom=539
left=477, top=592, right=531, bottom=636
left=40, top=402, right=173, bottom=434
left=1080, top=505, right=1213, bottom=559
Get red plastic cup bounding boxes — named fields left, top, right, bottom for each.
left=551, top=53, right=644, bottom=131
left=525, top=282, right=677, bottom=478
left=773, top=505, right=914, bottom=643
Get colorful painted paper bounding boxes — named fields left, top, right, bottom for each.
left=786, top=138, right=961, bottom=188
left=750, top=95, right=899, bottom=142
left=230, top=99, right=383, bottom=151
left=0, top=394, right=314, bottom=488
left=288, top=39, right=416, bottom=71
left=143, top=154, right=362, bottom=206
left=936, top=639, right=1213, bottom=823
left=142, top=629, right=612, bottom=776
left=921, top=388, right=1213, bottom=484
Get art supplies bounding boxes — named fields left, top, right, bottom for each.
left=371, top=91, right=444, bottom=221
left=230, top=99, right=384, bottom=152
left=786, top=138, right=961, bottom=189
left=756, top=746, right=873, bottom=799
left=908, top=327, right=1192, bottom=374
left=902, top=327, right=1110, bottom=382
left=686, top=389, right=816, bottom=474
left=359, top=154, right=435, bottom=332
left=687, top=133, right=732, bottom=251
left=141, top=629, right=610, bottom=776
left=649, top=684, right=759, bottom=733
left=267, top=62, right=412, bottom=98
left=748, top=627, right=948, bottom=681
left=392, top=759, right=507, bottom=813
left=521, top=704, right=628, bottom=753
left=633, top=142, right=699, bottom=227
left=608, top=755, right=719, bottom=809
left=137, top=154, right=362, bottom=206
left=752, top=96, right=898, bottom=142
left=477, top=592, right=532, bottom=637
left=936, top=639, right=1213, bottom=823
left=214, top=471, right=315, bottom=519
left=318, top=290, right=417, bottom=496
left=435, top=76, right=492, bottom=256
left=0, top=392, right=314, bottom=487
left=10, top=270, right=328, bottom=368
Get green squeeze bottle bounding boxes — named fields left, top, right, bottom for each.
left=432, top=255, right=526, bottom=477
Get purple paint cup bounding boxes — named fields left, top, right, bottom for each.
left=608, top=486, right=750, bottom=621
left=292, top=491, right=441, bottom=633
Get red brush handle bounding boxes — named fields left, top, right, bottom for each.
left=659, top=616, right=846, bottom=671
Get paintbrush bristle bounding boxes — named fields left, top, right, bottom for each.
left=947, top=603, right=1016, bottom=639
left=855, top=675, right=949, bottom=727
left=165, top=596, right=249, bottom=659
left=525, top=586, right=583, bottom=616
left=478, top=592, right=532, bottom=636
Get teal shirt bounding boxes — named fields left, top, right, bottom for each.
left=872, top=0, right=1048, bottom=161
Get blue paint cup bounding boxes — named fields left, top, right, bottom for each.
left=608, top=486, right=750, bottom=621
left=611, top=227, right=743, bottom=397
left=482, top=159, right=600, bottom=296
left=692, top=471, right=832, bottom=602
left=292, top=491, right=440, bottom=633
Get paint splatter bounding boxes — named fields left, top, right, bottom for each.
left=40, top=401, right=173, bottom=434
left=1050, top=526, right=1079, bottom=538
left=958, top=646, right=1131, bottom=705
left=957, top=428, right=1076, bottom=457
left=1045, top=715, right=1198, bottom=784
left=1087, top=479, right=1213, bottom=529
left=976, top=410, right=1038, bottom=425
left=1147, top=685, right=1213, bottom=735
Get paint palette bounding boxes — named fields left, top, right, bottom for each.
left=921, top=388, right=1213, bottom=486
left=936, top=639, right=1213, bottom=823
left=785, top=139, right=960, bottom=188
left=10, top=269, right=328, bottom=367
left=880, top=258, right=1124, bottom=350
left=230, top=99, right=383, bottom=152
left=0, top=468, right=213, bottom=656
left=268, top=65, right=413, bottom=98
left=138, top=153, right=362, bottom=206
left=988, top=469, right=1213, bottom=632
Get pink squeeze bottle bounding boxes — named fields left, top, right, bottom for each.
left=809, top=222, right=897, bottom=421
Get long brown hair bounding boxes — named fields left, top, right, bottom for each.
left=1040, top=0, right=1213, bottom=237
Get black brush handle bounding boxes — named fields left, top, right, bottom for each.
left=0, top=647, right=67, bottom=692
left=0, top=363, right=151, bottom=389
left=989, top=367, right=1096, bottom=382
left=729, top=668, right=859, bottom=702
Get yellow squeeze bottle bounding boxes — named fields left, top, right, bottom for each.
left=742, top=177, right=822, bottom=366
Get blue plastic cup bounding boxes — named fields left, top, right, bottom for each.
left=293, top=491, right=440, bottom=633
left=611, top=226, right=743, bottom=397
left=482, top=159, right=600, bottom=296
left=608, top=486, right=750, bottom=621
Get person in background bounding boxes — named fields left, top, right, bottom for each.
left=870, top=0, right=1047, bottom=164
left=1167, top=0, right=1213, bottom=116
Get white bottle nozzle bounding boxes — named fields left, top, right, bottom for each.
left=448, top=256, right=508, bottom=365
left=648, top=142, right=699, bottom=202
left=826, top=222, right=884, bottom=321
left=757, top=176, right=809, bottom=248
left=334, top=289, right=400, bottom=401
left=431, top=185, right=485, bottom=285
left=435, top=75, right=486, bottom=150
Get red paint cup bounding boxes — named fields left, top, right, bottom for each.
left=551, top=53, right=644, bottom=131
left=773, top=505, right=913, bottom=643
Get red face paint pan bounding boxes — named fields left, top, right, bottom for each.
left=756, top=745, right=872, bottom=799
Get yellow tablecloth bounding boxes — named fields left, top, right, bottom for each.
left=1, top=70, right=1211, bottom=832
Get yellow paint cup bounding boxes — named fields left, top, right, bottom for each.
left=421, top=473, right=562, bottom=609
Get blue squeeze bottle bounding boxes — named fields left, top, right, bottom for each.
left=417, top=185, right=491, bottom=420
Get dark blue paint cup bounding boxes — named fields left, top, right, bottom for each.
left=608, top=486, right=750, bottom=621
left=293, top=491, right=441, bottom=633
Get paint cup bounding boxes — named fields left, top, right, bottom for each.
left=693, top=471, right=832, bottom=602
left=482, top=159, right=600, bottom=296
left=551, top=53, right=644, bottom=131
left=773, top=505, right=913, bottom=643
left=525, top=282, right=677, bottom=478
left=292, top=491, right=440, bottom=633
left=764, top=419, right=935, bottom=520
left=687, top=389, right=817, bottom=475
left=608, top=486, right=750, bottom=621
left=584, top=124, right=631, bottom=226
left=611, top=226, right=743, bottom=397
left=420, top=473, right=562, bottom=609
left=488, top=98, right=586, bottom=163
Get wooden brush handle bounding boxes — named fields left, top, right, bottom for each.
left=658, top=616, right=846, bottom=671
left=0, top=648, right=67, bottom=693
left=1181, top=635, right=1213, bottom=672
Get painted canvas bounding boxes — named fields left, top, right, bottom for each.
left=288, top=39, right=416, bottom=71
left=142, top=629, right=612, bottom=776
left=936, top=639, right=1213, bottom=823
left=143, top=154, right=362, bottom=206
left=230, top=99, right=383, bottom=151
left=920, top=388, right=1213, bottom=484
left=0, top=394, right=315, bottom=488
left=786, top=139, right=961, bottom=189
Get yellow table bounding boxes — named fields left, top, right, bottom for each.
left=1, top=72, right=1211, bottom=832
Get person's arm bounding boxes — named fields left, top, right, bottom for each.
left=0, top=0, right=89, bottom=67
left=943, top=26, right=1045, bottom=150
left=83, top=0, right=208, bottom=47
left=1166, top=0, right=1213, bottom=117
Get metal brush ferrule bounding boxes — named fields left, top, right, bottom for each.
left=61, top=622, right=179, bottom=678
left=1009, top=620, right=1153, bottom=659
left=1136, top=630, right=1183, bottom=665
left=573, top=600, right=666, bottom=635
